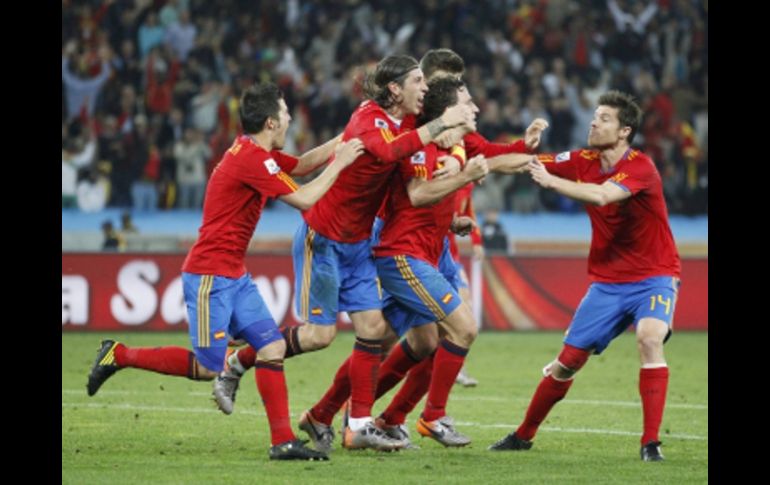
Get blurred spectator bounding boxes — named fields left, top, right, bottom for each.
left=62, top=0, right=707, bottom=215
left=121, top=211, right=139, bottom=234
left=174, top=127, right=211, bottom=209
left=101, top=220, right=124, bottom=251
left=481, top=210, right=509, bottom=253
left=77, top=168, right=109, bottom=213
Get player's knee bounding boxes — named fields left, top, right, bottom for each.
left=636, top=334, right=664, bottom=354
left=195, top=361, right=219, bottom=380
left=258, top=338, right=286, bottom=360
left=411, top=333, right=439, bottom=359
left=548, top=344, right=591, bottom=380
left=307, top=325, right=336, bottom=350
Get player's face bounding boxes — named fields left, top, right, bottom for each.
left=273, top=99, right=292, bottom=149
left=588, top=105, right=624, bottom=148
left=399, top=68, right=428, bottom=115
left=455, top=86, right=479, bottom=131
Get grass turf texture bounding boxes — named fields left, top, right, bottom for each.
left=63, top=331, right=707, bottom=484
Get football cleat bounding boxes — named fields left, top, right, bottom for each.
left=298, top=410, right=336, bottom=453
left=212, top=365, right=242, bottom=415
left=342, top=422, right=406, bottom=451
left=269, top=439, right=329, bottom=461
left=455, top=369, right=479, bottom=387
left=488, top=431, right=533, bottom=451
left=416, top=415, right=471, bottom=447
left=86, top=340, right=122, bottom=396
left=375, top=416, right=419, bottom=450
left=640, top=440, right=664, bottom=461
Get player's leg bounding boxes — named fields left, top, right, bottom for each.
left=231, top=277, right=327, bottom=461
left=633, top=277, right=679, bottom=461
left=439, top=242, right=478, bottom=388
left=489, top=283, right=623, bottom=451
left=87, top=272, right=228, bottom=396
left=212, top=224, right=341, bottom=414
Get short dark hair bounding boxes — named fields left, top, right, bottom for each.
left=597, top=90, right=642, bottom=144
left=417, top=77, right=465, bottom=126
left=420, top=48, right=465, bottom=80
left=239, top=82, right=283, bottom=134
left=363, top=55, right=420, bottom=109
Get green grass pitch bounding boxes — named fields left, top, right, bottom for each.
left=63, top=331, right=707, bottom=484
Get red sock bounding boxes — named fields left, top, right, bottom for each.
left=639, top=366, right=669, bottom=444
left=381, top=353, right=433, bottom=425
left=516, top=375, right=573, bottom=441
left=349, top=337, right=382, bottom=418
left=114, top=344, right=200, bottom=379
left=255, top=360, right=296, bottom=445
left=236, top=346, right=257, bottom=370
left=421, top=339, right=467, bottom=422
left=310, top=356, right=351, bottom=425
left=375, top=340, right=421, bottom=400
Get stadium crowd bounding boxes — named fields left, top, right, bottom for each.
left=62, top=0, right=707, bottom=215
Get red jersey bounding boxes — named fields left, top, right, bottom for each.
left=447, top=182, right=482, bottom=261
left=538, top=148, right=681, bottom=282
left=303, top=101, right=422, bottom=242
left=182, top=135, right=299, bottom=278
left=374, top=145, right=456, bottom=267
left=464, top=132, right=528, bottom=158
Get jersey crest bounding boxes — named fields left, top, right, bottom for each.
left=263, top=158, right=280, bottom=175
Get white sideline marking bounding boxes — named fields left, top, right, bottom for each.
left=439, top=395, right=708, bottom=410
left=61, top=401, right=707, bottom=441
left=62, top=389, right=707, bottom=410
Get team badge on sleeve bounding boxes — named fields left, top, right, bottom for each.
left=263, top=158, right=280, bottom=174
left=411, top=151, right=426, bottom=165
left=556, top=151, right=571, bottom=163
left=374, top=118, right=389, bottom=129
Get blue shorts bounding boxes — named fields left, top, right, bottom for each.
left=564, top=276, right=681, bottom=354
left=376, top=255, right=462, bottom=337
left=371, top=216, right=384, bottom=247
left=182, top=272, right=283, bottom=372
left=293, top=222, right=382, bottom=324
left=438, top=237, right=467, bottom=290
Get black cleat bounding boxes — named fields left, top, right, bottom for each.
left=640, top=440, right=664, bottom=461
left=488, top=431, right=533, bottom=451
left=86, top=340, right=122, bottom=396
left=269, top=439, right=329, bottom=461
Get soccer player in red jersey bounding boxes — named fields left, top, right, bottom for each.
left=489, top=91, right=680, bottom=462
left=214, top=55, right=475, bottom=451
left=86, top=82, right=364, bottom=461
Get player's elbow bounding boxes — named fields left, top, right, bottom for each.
left=592, top=192, right=611, bottom=206
left=408, top=191, right=431, bottom=207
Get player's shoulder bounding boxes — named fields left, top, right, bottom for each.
left=623, top=149, right=657, bottom=173
left=351, top=100, right=394, bottom=129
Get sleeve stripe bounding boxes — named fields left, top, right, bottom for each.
left=277, top=172, right=299, bottom=191
left=608, top=180, right=630, bottom=192
left=380, top=128, right=395, bottom=143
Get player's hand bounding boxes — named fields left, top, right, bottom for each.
left=434, top=128, right=465, bottom=149
left=333, top=138, right=364, bottom=168
left=463, top=155, right=488, bottom=182
left=472, top=244, right=485, bottom=261
left=441, top=103, right=475, bottom=131
left=451, top=215, right=476, bottom=236
left=525, top=118, right=549, bottom=151
left=528, top=157, right=554, bottom=188
left=434, top=155, right=461, bottom=179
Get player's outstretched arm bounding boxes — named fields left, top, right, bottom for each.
left=528, top=158, right=630, bottom=206
left=486, top=153, right=534, bottom=174
left=408, top=155, right=488, bottom=207
left=291, top=133, right=344, bottom=176
left=280, top=138, right=364, bottom=210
